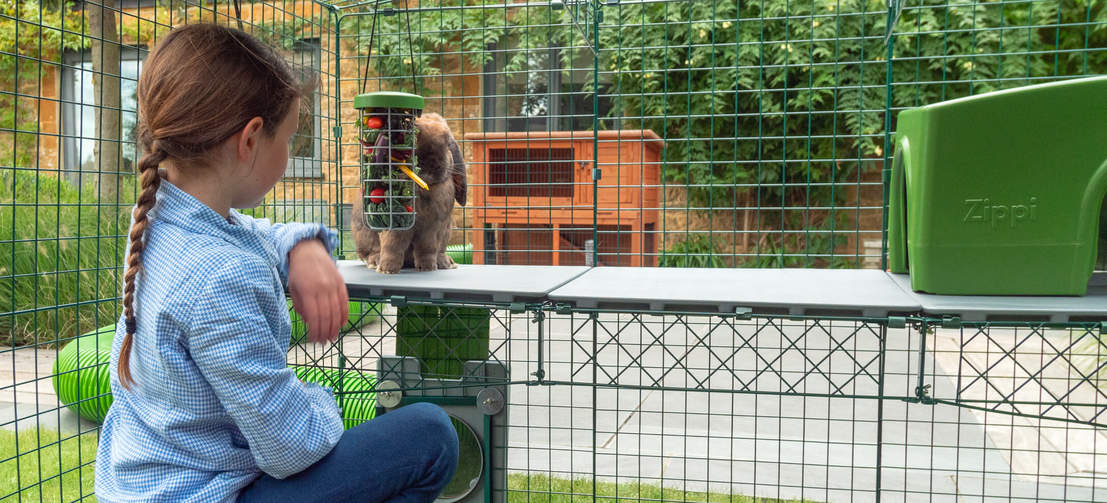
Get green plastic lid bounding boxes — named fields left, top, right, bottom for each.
left=354, top=91, right=425, bottom=110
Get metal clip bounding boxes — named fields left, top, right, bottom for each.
left=915, top=384, right=934, bottom=404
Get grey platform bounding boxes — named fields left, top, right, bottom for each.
left=545, top=267, right=921, bottom=317
left=338, top=260, right=589, bottom=303
left=890, top=271, right=1107, bottom=323
left=339, top=262, right=1107, bottom=321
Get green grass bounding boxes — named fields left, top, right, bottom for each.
left=0, top=430, right=815, bottom=503
left=506, top=473, right=814, bottom=503
left=0, top=170, right=136, bottom=347
left=0, top=429, right=98, bottom=503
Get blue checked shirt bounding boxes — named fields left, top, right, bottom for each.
left=95, top=180, right=345, bottom=502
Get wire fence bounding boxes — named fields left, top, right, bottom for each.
left=300, top=299, right=1107, bottom=502
left=0, top=0, right=1104, bottom=501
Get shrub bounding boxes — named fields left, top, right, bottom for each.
left=658, top=234, right=727, bottom=268
left=0, top=170, right=135, bottom=347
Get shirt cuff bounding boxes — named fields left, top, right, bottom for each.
left=279, top=224, right=340, bottom=282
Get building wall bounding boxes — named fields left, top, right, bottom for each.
left=25, top=1, right=484, bottom=223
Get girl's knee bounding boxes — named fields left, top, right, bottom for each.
left=402, top=403, right=458, bottom=488
left=407, top=403, right=458, bottom=450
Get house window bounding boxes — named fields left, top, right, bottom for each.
left=285, top=38, right=322, bottom=179
left=61, top=46, right=147, bottom=181
left=62, top=39, right=322, bottom=181
left=482, top=37, right=613, bottom=132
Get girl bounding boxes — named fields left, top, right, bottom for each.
left=95, top=24, right=458, bottom=503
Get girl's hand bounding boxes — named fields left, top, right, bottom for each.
left=287, top=239, right=348, bottom=344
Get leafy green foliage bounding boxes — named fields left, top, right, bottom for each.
left=603, top=0, right=1105, bottom=206
left=0, top=169, right=135, bottom=346
left=658, top=234, right=727, bottom=268
left=601, top=1, right=887, bottom=210
left=341, top=2, right=525, bottom=94
left=349, top=0, right=1103, bottom=264
left=738, top=224, right=852, bottom=269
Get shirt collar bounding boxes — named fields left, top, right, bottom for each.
left=153, top=179, right=280, bottom=269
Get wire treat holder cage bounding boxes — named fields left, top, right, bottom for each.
left=356, top=91, right=425, bottom=230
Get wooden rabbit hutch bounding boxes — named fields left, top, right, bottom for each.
left=464, top=130, right=663, bottom=267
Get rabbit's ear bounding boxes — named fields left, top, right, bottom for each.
left=449, top=136, right=467, bottom=206
left=413, top=115, right=452, bottom=185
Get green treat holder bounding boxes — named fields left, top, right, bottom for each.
left=355, top=92, right=425, bottom=231
left=888, top=76, right=1107, bottom=295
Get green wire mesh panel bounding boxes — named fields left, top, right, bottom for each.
left=332, top=0, right=896, bottom=269
left=0, top=0, right=339, bottom=500
left=881, top=320, right=1107, bottom=502
left=326, top=0, right=1107, bottom=271
left=3, top=0, right=1107, bottom=502
left=922, top=321, right=1107, bottom=428
left=595, top=1, right=892, bottom=269
left=547, top=312, right=889, bottom=397
left=522, top=310, right=898, bottom=502
left=315, top=300, right=513, bottom=388
left=888, top=0, right=1107, bottom=103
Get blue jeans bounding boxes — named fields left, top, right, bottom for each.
left=238, top=402, right=459, bottom=503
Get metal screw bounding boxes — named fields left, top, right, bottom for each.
left=476, top=387, right=505, bottom=415
left=377, top=380, right=403, bottom=408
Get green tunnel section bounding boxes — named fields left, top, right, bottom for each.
left=291, top=366, right=378, bottom=429
left=51, top=325, right=115, bottom=424
left=289, top=300, right=382, bottom=346
left=53, top=301, right=382, bottom=425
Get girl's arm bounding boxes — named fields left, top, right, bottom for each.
left=189, top=258, right=345, bottom=479
left=247, top=218, right=339, bottom=286
left=287, top=239, right=348, bottom=344
left=237, top=214, right=348, bottom=344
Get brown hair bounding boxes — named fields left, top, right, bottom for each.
left=119, top=23, right=313, bottom=388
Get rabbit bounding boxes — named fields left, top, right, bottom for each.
left=352, top=112, right=467, bottom=274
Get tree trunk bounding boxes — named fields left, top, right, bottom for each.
left=89, top=0, right=120, bottom=200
